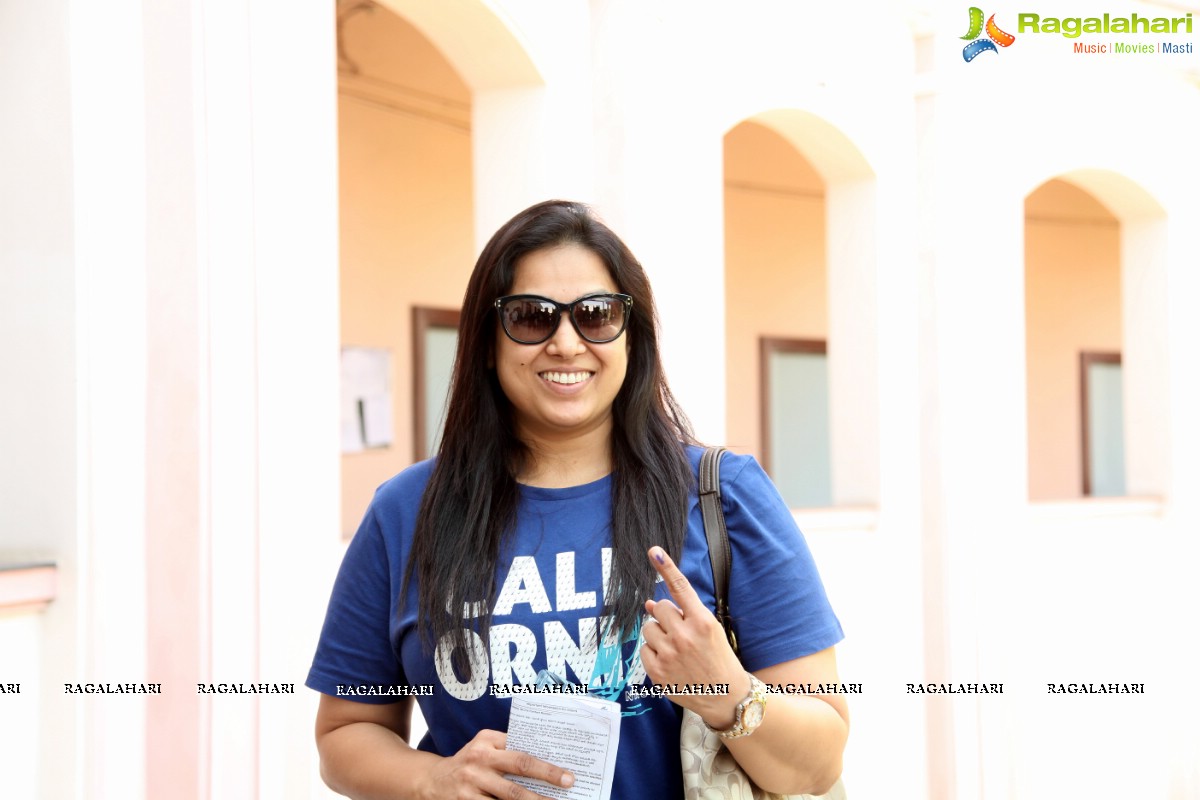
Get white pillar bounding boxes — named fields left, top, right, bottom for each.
left=69, top=0, right=149, bottom=796
left=470, top=0, right=595, bottom=249
left=601, top=114, right=728, bottom=443
left=244, top=2, right=341, bottom=799
left=1121, top=218, right=1171, bottom=499
left=920, top=85, right=1031, bottom=799
left=193, top=1, right=261, bottom=796
left=142, top=0, right=205, bottom=791
left=1163, top=197, right=1200, bottom=518
left=826, top=180, right=880, bottom=506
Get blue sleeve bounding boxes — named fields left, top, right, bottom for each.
left=305, top=505, right=407, bottom=703
left=719, top=453, right=844, bottom=673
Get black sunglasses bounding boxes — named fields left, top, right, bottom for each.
left=494, top=293, right=633, bottom=345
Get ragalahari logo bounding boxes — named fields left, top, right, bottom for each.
left=962, top=7, right=1016, bottom=61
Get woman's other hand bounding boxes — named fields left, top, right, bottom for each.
left=416, top=729, right=575, bottom=800
left=315, top=694, right=573, bottom=800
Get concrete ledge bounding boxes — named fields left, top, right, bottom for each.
left=0, top=563, right=57, bottom=616
left=1026, top=496, right=1166, bottom=522
left=793, top=506, right=879, bottom=534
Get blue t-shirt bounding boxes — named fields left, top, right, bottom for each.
left=306, top=446, right=843, bottom=800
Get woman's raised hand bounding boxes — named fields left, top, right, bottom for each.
left=417, top=729, right=574, bottom=800
left=639, top=546, right=749, bottom=729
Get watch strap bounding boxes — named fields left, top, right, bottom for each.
left=705, top=672, right=768, bottom=739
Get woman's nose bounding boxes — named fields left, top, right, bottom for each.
left=545, top=311, right=586, bottom=356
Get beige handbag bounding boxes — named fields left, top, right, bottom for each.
left=681, top=447, right=847, bottom=800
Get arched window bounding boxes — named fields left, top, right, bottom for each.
left=1025, top=179, right=1123, bottom=500
left=723, top=112, right=879, bottom=510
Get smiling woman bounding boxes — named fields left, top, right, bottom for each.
left=306, top=200, right=847, bottom=800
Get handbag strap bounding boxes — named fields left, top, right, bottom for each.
left=698, top=446, right=738, bottom=656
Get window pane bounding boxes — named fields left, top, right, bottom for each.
left=1086, top=361, right=1125, bottom=496
left=768, top=350, right=832, bottom=507
left=423, top=327, right=457, bottom=457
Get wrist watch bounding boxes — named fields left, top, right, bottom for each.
left=707, top=673, right=768, bottom=739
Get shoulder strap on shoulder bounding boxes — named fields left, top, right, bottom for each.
left=699, top=446, right=738, bottom=655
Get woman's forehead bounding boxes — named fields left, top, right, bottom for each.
left=508, top=244, right=616, bottom=298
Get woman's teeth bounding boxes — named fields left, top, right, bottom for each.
left=541, top=371, right=591, bottom=385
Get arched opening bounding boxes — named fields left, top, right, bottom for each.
left=1024, top=172, right=1169, bottom=502
left=1025, top=179, right=1122, bottom=500
left=336, top=2, right=474, bottom=536
left=722, top=110, right=878, bottom=510
left=723, top=120, right=830, bottom=507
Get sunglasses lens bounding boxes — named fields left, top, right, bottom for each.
left=573, top=296, right=626, bottom=342
left=501, top=298, right=559, bottom=343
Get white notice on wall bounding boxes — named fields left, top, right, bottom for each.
left=505, top=692, right=621, bottom=800
left=340, top=347, right=393, bottom=452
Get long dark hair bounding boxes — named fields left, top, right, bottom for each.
left=403, top=200, right=695, bottom=672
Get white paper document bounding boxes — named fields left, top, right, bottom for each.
left=505, top=692, right=621, bottom=800
left=339, top=346, right=393, bottom=452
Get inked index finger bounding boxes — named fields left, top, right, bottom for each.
left=648, top=546, right=703, bottom=613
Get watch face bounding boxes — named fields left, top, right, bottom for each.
left=742, top=700, right=764, bottom=730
